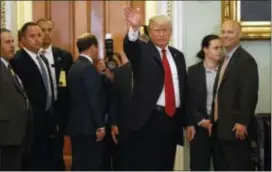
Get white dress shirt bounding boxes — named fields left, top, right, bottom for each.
left=205, top=67, right=217, bottom=115
left=41, top=45, right=58, bottom=100
left=128, top=27, right=180, bottom=108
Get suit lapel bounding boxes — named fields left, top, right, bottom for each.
left=1, top=61, right=25, bottom=97
left=22, top=49, right=47, bottom=89
left=148, top=42, right=163, bottom=70
left=199, top=63, right=207, bottom=107
left=219, top=47, right=241, bottom=87
left=169, top=47, right=182, bottom=74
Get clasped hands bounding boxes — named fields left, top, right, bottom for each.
left=186, top=121, right=247, bottom=142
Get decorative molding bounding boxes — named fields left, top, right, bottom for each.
left=145, top=1, right=157, bottom=25
left=221, top=0, right=271, bottom=40
left=1, top=1, right=6, bottom=28
left=172, top=1, right=189, bottom=171
left=17, top=1, right=33, bottom=29
left=166, top=1, right=173, bottom=45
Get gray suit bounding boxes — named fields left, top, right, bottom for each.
left=0, top=59, right=32, bottom=170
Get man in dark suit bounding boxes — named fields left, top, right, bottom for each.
left=212, top=20, right=259, bottom=170
left=187, top=34, right=222, bottom=170
left=99, top=52, right=133, bottom=170
left=123, top=7, right=195, bottom=170
left=66, top=33, right=106, bottom=170
left=10, top=22, right=56, bottom=170
left=37, top=18, right=73, bottom=170
left=0, top=28, right=32, bottom=170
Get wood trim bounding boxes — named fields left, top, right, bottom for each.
left=131, top=0, right=145, bottom=25
left=90, top=1, right=105, bottom=58
left=69, top=1, right=75, bottom=56
left=86, top=0, right=91, bottom=32
left=104, top=1, right=109, bottom=33
left=32, top=1, right=47, bottom=21
left=45, top=1, right=51, bottom=19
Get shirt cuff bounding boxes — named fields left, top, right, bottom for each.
left=198, top=119, right=205, bottom=126
left=128, top=26, right=139, bottom=42
left=97, top=127, right=105, bottom=131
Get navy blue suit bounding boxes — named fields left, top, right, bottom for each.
left=66, top=56, right=105, bottom=170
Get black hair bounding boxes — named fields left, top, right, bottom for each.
left=20, top=22, right=39, bottom=37
left=196, top=34, right=220, bottom=60
left=77, top=34, right=98, bottom=53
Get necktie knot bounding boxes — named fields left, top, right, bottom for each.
left=161, top=49, right=166, bottom=54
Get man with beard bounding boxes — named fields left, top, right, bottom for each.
left=36, top=18, right=73, bottom=170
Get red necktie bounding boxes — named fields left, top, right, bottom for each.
left=161, top=49, right=176, bottom=117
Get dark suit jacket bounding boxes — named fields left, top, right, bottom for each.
left=66, top=56, right=104, bottom=136
left=212, top=46, right=259, bottom=140
left=10, top=49, right=53, bottom=137
left=123, top=35, right=193, bottom=143
left=0, top=60, right=30, bottom=146
left=108, top=63, right=133, bottom=129
left=51, top=46, right=73, bottom=134
left=188, top=62, right=210, bottom=124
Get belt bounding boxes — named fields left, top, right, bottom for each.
left=154, top=105, right=180, bottom=112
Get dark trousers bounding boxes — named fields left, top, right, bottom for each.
left=22, top=135, right=58, bottom=170
left=112, top=133, right=131, bottom=170
left=51, top=133, right=65, bottom=170
left=101, top=128, right=114, bottom=170
left=101, top=126, right=130, bottom=171
left=123, top=109, right=178, bottom=170
left=71, top=134, right=105, bottom=170
left=213, top=122, right=253, bottom=171
left=190, top=126, right=214, bottom=170
left=0, top=145, right=24, bottom=170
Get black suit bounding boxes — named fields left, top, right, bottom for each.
left=123, top=35, right=192, bottom=170
left=108, top=62, right=133, bottom=170
left=67, top=56, right=105, bottom=170
left=10, top=49, right=56, bottom=170
left=0, top=60, right=32, bottom=170
left=48, top=46, right=73, bottom=170
left=212, top=46, right=258, bottom=170
left=188, top=62, right=215, bottom=170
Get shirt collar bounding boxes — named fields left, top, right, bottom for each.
left=226, top=44, right=240, bottom=60
left=80, top=54, right=93, bottom=64
left=23, top=47, right=39, bottom=59
left=0, top=57, right=9, bottom=68
left=155, top=45, right=170, bottom=54
left=203, top=63, right=218, bottom=73
left=41, top=45, right=53, bottom=54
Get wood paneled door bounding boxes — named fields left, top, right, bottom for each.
left=32, top=1, right=145, bottom=170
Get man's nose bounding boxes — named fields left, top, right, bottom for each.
left=159, top=30, right=164, bottom=36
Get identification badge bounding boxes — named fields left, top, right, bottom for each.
left=59, top=69, right=67, bottom=87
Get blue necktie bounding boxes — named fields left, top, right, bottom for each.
left=36, top=55, right=52, bottom=110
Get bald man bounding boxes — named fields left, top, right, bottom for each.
left=211, top=20, right=258, bottom=170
